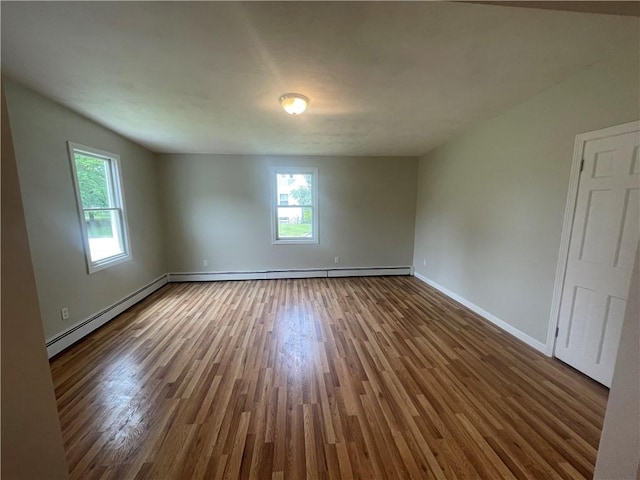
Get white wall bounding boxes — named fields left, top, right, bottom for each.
left=4, top=79, right=166, bottom=340
left=159, top=154, right=418, bottom=272
left=413, top=49, right=639, bottom=344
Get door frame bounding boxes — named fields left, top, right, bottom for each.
left=546, top=120, right=640, bottom=356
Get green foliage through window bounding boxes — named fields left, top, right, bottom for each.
left=74, top=154, right=109, bottom=208
left=289, top=185, right=311, bottom=206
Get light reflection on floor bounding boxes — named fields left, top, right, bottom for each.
left=276, top=305, right=317, bottom=384
left=95, top=355, right=150, bottom=453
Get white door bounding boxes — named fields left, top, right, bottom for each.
left=555, top=128, right=640, bottom=387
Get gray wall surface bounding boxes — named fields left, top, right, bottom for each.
left=159, top=154, right=418, bottom=272
left=413, top=50, right=639, bottom=344
left=4, top=79, right=167, bottom=340
left=1, top=84, right=69, bottom=480
left=595, top=244, right=640, bottom=479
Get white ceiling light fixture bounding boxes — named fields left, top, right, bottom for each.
left=279, top=93, right=308, bottom=115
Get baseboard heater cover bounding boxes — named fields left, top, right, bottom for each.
left=45, top=274, right=168, bottom=358
left=168, top=266, right=412, bottom=282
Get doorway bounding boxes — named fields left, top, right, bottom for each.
left=549, top=121, right=640, bottom=387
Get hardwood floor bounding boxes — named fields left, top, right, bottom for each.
left=50, top=276, right=608, bottom=479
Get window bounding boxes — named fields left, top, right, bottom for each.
left=68, top=142, right=130, bottom=273
left=272, top=167, right=318, bottom=244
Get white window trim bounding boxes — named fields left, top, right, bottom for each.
left=67, top=141, right=131, bottom=273
left=271, top=167, right=318, bottom=245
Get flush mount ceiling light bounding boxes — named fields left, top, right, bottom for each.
left=279, top=93, right=308, bottom=115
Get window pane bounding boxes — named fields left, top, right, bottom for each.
left=74, top=154, right=111, bottom=209
left=84, top=209, right=124, bottom=262
left=277, top=206, right=313, bottom=238
left=276, top=173, right=312, bottom=206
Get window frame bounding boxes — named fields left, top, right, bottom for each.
left=271, top=167, right=318, bottom=245
left=67, top=142, right=131, bottom=273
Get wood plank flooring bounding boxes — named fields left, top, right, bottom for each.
left=50, top=276, right=608, bottom=479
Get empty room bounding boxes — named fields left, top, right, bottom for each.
left=2, top=1, right=639, bottom=479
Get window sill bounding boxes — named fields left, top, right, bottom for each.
left=87, top=253, right=131, bottom=274
left=272, top=238, right=319, bottom=245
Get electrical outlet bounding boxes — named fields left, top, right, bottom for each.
left=61, top=307, right=69, bottom=321
left=334, top=256, right=340, bottom=264
left=423, top=259, right=427, bottom=266
left=203, top=259, right=208, bottom=267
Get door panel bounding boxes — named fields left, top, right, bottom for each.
left=579, top=189, right=613, bottom=264
left=631, top=146, right=639, bottom=174
left=614, top=189, right=639, bottom=269
left=555, top=130, right=640, bottom=386
left=596, top=295, right=626, bottom=367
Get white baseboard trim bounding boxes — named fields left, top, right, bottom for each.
left=45, top=274, right=168, bottom=358
left=169, top=266, right=412, bottom=282
left=413, top=272, right=547, bottom=354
